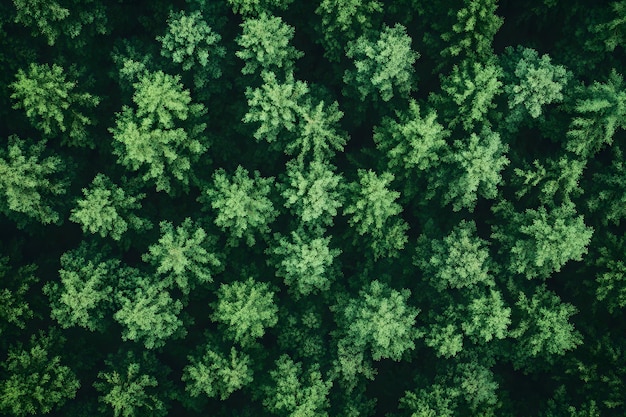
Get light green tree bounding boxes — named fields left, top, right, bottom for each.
left=501, top=46, right=571, bottom=127
left=270, top=227, right=341, bottom=296
left=10, top=63, right=100, bottom=147
left=200, top=166, right=277, bottom=247
left=236, top=13, right=303, bottom=75
left=492, top=201, right=593, bottom=279
left=0, top=260, right=37, bottom=338
left=263, top=354, right=333, bottom=417
left=344, top=23, right=419, bottom=102
left=0, top=136, right=67, bottom=227
left=211, top=277, right=278, bottom=347
left=566, top=69, right=626, bottom=157
left=227, top=0, right=293, bottom=16
left=414, top=220, right=495, bottom=291
left=182, top=343, right=253, bottom=400
left=114, top=272, right=185, bottom=349
left=0, top=331, right=80, bottom=417
left=43, top=242, right=118, bottom=332
left=110, top=70, right=207, bottom=193
left=280, top=160, right=345, bottom=226
left=461, top=289, right=511, bottom=344
left=337, top=280, right=420, bottom=361
left=142, top=218, right=222, bottom=294
left=94, top=350, right=170, bottom=417
left=344, top=169, right=409, bottom=259
left=69, top=174, right=151, bottom=241
left=158, top=10, right=225, bottom=86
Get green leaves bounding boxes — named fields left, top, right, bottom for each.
left=344, top=169, right=408, bottom=259
left=0, top=331, right=80, bottom=417
left=337, top=280, right=420, bottom=361
left=70, top=174, right=151, bottom=241
left=0, top=136, right=67, bottom=227
left=111, top=70, right=207, bottom=193
left=344, top=23, right=419, bottom=102
left=200, top=166, right=277, bottom=247
left=10, top=63, right=99, bottom=147
left=211, top=277, right=278, bottom=347
left=142, top=219, right=222, bottom=293
left=236, top=13, right=303, bottom=75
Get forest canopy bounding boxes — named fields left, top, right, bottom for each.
left=1, top=0, right=626, bottom=416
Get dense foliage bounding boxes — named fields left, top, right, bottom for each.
left=1, top=0, right=625, bottom=416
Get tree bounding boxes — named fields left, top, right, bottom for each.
left=10, top=63, right=100, bottom=147
left=270, top=226, right=341, bottom=296
left=430, top=60, right=503, bottom=132
left=94, top=350, right=171, bottom=417
left=110, top=70, right=207, bottom=193
left=336, top=280, right=420, bottom=361
left=142, top=218, right=222, bottom=294
left=182, top=341, right=253, bottom=400
left=492, top=201, right=593, bottom=279
left=200, top=165, right=278, bottom=247
left=509, top=285, right=582, bottom=368
left=43, top=242, right=118, bottom=332
left=113, top=272, right=185, bottom=349
left=280, top=159, right=345, bottom=226
left=438, top=0, right=503, bottom=64
left=0, top=135, right=67, bottom=227
left=236, top=13, right=303, bottom=76
left=263, top=354, right=332, bottom=417
left=344, top=169, right=409, bottom=259
left=414, top=220, right=495, bottom=292
left=69, top=174, right=151, bottom=241
left=566, top=69, right=626, bottom=157
left=374, top=100, right=449, bottom=182
left=587, top=147, right=626, bottom=225
left=344, top=23, right=419, bottom=102
left=0, top=331, right=80, bottom=417
left=12, top=0, right=107, bottom=46
left=158, top=10, right=225, bottom=87
left=211, top=277, right=278, bottom=347
left=461, top=289, right=511, bottom=344
left=0, top=259, right=37, bottom=338
left=227, top=0, right=294, bottom=16
left=591, top=0, right=626, bottom=52
left=592, top=232, right=626, bottom=313
left=501, top=46, right=571, bottom=128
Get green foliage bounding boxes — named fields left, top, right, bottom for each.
left=492, top=201, right=593, bottom=279
left=227, top=0, right=293, bottom=16
left=415, top=220, right=494, bottom=291
left=344, top=23, right=419, bottom=102
left=236, top=13, right=303, bottom=75
left=263, top=354, right=332, bottom=417
left=114, top=273, right=185, bottom=349
left=200, top=166, right=277, bottom=247
left=593, top=232, right=626, bottom=313
left=431, top=60, right=503, bottom=131
left=374, top=100, right=449, bottom=176
left=211, top=277, right=278, bottom=347
left=0, top=260, right=37, bottom=336
left=44, top=242, right=118, bottom=331
left=439, top=0, right=503, bottom=63
left=510, top=285, right=582, bottom=367
left=337, top=280, right=420, bottom=361
left=501, top=47, right=571, bottom=126
left=10, top=63, right=100, bottom=147
left=270, top=227, right=341, bottom=296
left=158, top=10, right=225, bottom=85
left=69, top=174, right=151, bottom=241
left=110, top=70, right=207, bottom=193
left=566, top=69, right=626, bottom=157
left=12, top=0, right=106, bottom=45
left=280, top=160, right=345, bottom=225
left=461, top=289, right=511, bottom=343
left=344, top=169, right=409, bottom=259
left=315, top=0, right=383, bottom=61
left=436, top=127, right=509, bottom=212
left=142, top=218, right=222, bottom=294
left=0, top=331, right=80, bottom=417
left=587, top=147, right=626, bottom=225
left=591, top=0, right=626, bottom=52
left=400, top=382, right=459, bottom=417
left=182, top=343, right=253, bottom=400
left=94, top=350, right=170, bottom=417
left=0, top=136, right=67, bottom=227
